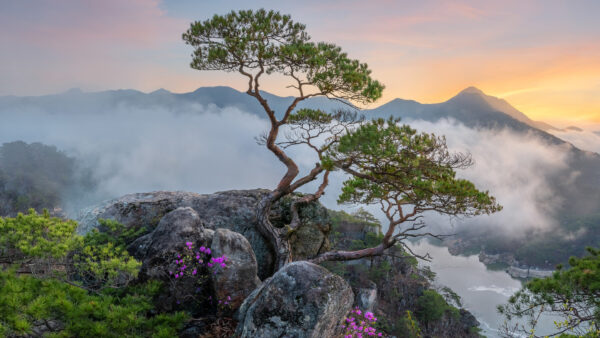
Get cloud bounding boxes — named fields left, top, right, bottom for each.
left=0, top=103, right=286, bottom=213
left=340, top=119, right=578, bottom=238
left=548, top=129, right=600, bottom=154
left=289, top=117, right=581, bottom=240
left=0, top=99, right=583, bottom=240
left=400, top=119, right=586, bottom=238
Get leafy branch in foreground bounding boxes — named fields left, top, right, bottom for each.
left=498, top=247, right=600, bottom=337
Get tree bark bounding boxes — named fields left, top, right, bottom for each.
left=245, top=89, right=324, bottom=272
left=256, top=191, right=292, bottom=271
left=309, top=244, right=388, bottom=265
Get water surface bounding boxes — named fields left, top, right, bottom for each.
left=408, top=240, right=558, bottom=337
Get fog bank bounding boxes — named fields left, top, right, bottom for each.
left=0, top=105, right=582, bottom=238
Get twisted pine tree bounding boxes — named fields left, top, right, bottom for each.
left=183, top=9, right=500, bottom=271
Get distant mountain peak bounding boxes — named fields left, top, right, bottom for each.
left=150, top=88, right=171, bottom=95
left=458, top=86, right=485, bottom=95
left=390, top=98, right=420, bottom=104
left=448, top=86, right=559, bottom=132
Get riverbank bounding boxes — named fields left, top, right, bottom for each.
left=505, top=266, right=554, bottom=279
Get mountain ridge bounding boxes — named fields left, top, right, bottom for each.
left=0, top=85, right=596, bottom=156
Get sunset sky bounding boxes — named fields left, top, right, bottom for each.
left=1, top=0, right=599, bottom=128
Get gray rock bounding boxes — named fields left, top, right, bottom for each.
left=128, top=207, right=211, bottom=261
left=235, top=261, right=354, bottom=338
left=127, top=207, right=214, bottom=312
left=210, top=228, right=261, bottom=310
left=78, top=189, right=331, bottom=280
left=355, top=281, right=378, bottom=312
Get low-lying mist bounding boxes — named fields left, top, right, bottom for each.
left=0, top=104, right=279, bottom=213
left=548, top=129, right=600, bottom=154
left=0, top=104, right=585, bottom=239
left=404, top=119, right=577, bottom=238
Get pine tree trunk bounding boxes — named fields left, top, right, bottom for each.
left=256, top=192, right=291, bottom=272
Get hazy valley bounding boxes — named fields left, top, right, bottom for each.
left=2, top=85, right=598, bottom=270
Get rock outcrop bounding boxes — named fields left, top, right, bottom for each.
left=77, top=190, right=331, bottom=279
left=76, top=191, right=483, bottom=337
left=210, top=228, right=261, bottom=310
left=235, top=261, right=354, bottom=338
left=124, top=207, right=261, bottom=316
left=127, top=207, right=215, bottom=313
left=326, top=213, right=482, bottom=337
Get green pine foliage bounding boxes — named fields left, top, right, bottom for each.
left=330, top=118, right=500, bottom=216
left=0, top=212, right=187, bottom=337
left=0, top=271, right=186, bottom=337
left=183, top=9, right=384, bottom=105
left=71, top=219, right=146, bottom=290
left=393, top=310, right=422, bottom=338
left=499, top=247, right=600, bottom=336
left=415, top=290, right=460, bottom=324
left=0, top=209, right=80, bottom=262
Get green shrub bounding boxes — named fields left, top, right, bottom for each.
left=369, top=259, right=391, bottom=281
left=0, top=270, right=187, bottom=337
left=415, top=290, right=459, bottom=324
left=394, top=310, right=422, bottom=337
left=0, top=209, right=80, bottom=261
left=0, top=212, right=188, bottom=337
left=72, top=220, right=144, bottom=290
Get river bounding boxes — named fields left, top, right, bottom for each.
left=407, top=240, right=559, bottom=337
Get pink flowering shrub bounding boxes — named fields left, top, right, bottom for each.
left=341, top=307, right=384, bottom=337
left=167, top=241, right=229, bottom=307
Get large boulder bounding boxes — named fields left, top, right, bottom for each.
left=77, top=189, right=331, bottom=279
left=127, top=207, right=214, bottom=313
left=210, top=228, right=261, bottom=310
left=235, top=261, right=354, bottom=338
